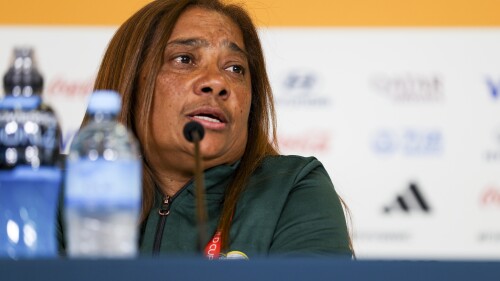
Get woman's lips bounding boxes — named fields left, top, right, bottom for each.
left=186, top=107, right=228, bottom=131
left=188, top=115, right=226, bottom=130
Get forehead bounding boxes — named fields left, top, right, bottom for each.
left=169, top=6, right=245, bottom=48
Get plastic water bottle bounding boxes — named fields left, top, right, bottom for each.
left=0, top=47, right=63, bottom=258
left=64, top=90, right=141, bottom=258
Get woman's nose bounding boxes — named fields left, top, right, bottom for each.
left=194, top=67, right=229, bottom=99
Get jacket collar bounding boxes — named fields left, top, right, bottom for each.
left=188, top=160, right=240, bottom=196
left=154, top=160, right=241, bottom=199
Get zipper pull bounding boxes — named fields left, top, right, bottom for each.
left=158, top=195, right=171, bottom=216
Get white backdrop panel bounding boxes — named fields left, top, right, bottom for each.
left=1, top=26, right=499, bottom=259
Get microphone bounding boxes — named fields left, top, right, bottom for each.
left=183, top=121, right=207, bottom=252
left=183, top=121, right=205, bottom=142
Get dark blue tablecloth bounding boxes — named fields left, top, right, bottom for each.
left=1, top=258, right=499, bottom=281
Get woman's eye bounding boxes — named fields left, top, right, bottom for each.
left=174, top=55, right=192, bottom=64
left=225, top=65, right=245, bottom=74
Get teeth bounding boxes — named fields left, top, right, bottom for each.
left=194, top=115, right=221, bottom=123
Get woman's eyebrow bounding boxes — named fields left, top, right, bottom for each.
left=226, top=41, right=248, bottom=59
left=166, top=37, right=248, bottom=59
left=167, top=37, right=209, bottom=47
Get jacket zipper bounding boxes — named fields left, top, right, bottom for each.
left=153, top=195, right=171, bottom=255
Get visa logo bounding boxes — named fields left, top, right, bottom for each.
left=486, top=77, right=500, bottom=99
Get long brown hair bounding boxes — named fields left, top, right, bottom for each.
left=92, top=0, right=278, bottom=250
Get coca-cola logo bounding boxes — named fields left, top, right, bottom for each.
left=46, top=76, right=95, bottom=98
left=278, top=131, right=331, bottom=153
left=480, top=187, right=500, bottom=206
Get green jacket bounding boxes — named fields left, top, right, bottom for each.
left=140, top=155, right=351, bottom=258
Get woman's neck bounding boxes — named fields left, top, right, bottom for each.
left=154, top=170, right=192, bottom=197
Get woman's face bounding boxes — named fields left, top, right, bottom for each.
left=143, top=6, right=251, bottom=175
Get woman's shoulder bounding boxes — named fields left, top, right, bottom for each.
left=242, top=154, right=333, bottom=206
left=259, top=154, right=325, bottom=174
left=246, top=154, right=331, bottom=189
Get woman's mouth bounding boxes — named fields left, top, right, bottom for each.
left=193, top=114, right=222, bottom=123
left=186, top=107, right=228, bottom=130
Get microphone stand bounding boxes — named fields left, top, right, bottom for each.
left=192, top=130, right=207, bottom=252
left=183, top=121, right=207, bottom=253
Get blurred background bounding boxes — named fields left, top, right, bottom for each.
left=1, top=0, right=499, bottom=259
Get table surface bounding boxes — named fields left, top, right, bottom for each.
left=1, top=257, right=500, bottom=281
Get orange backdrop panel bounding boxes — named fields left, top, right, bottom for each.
left=0, top=0, right=499, bottom=26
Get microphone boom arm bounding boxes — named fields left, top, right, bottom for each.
left=193, top=131, right=207, bottom=252
left=183, top=121, right=208, bottom=253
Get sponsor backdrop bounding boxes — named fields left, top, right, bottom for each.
left=1, top=0, right=500, bottom=259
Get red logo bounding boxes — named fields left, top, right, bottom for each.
left=480, top=187, right=500, bottom=206
left=46, top=76, right=95, bottom=99
left=278, top=132, right=331, bottom=153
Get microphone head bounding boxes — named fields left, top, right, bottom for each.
left=183, top=121, right=205, bottom=143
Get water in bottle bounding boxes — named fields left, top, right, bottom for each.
left=0, top=47, right=63, bottom=258
left=64, top=90, right=141, bottom=258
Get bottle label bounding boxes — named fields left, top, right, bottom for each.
left=65, top=159, right=141, bottom=209
left=0, top=109, right=60, bottom=168
left=0, top=166, right=62, bottom=258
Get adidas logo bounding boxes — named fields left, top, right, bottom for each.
left=383, top=183, right=431, bottom=214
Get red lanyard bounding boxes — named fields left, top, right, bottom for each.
left=204, top=231, right=222, bottom=259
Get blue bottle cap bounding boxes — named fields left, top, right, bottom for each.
left=87, top=90, right=122, bottom=115
left=0, top=95, right=42, bottom=110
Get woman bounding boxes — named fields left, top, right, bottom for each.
left=92, top=0, right=352, bottom=258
